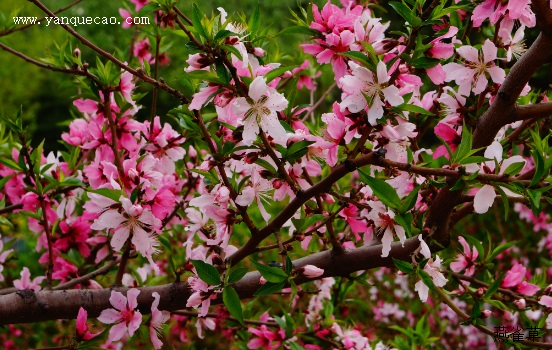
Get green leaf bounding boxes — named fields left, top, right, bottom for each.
left=495, top=185, right=510, bottom=220
left=418, top=269, right=436, bottom=292
left=192, top=4, right=208, bottom=39
left=393, top=258, right=413, bottom=274
left=223, top=287, right=244, bottom=325
left=254, top=281, right=285, bottom=296
left=484, top=273, right=505, bottom=299
left=393, top=103, right=435, bottom=116
left=32, top=139, right=45, bottom=176
left=220, top=44, right=243, bottom=60
left=87, top=188, right=122, bottom=202
left=191, top=260, right=221, bottom=285
left=137, top=3, right=160, bottom=17
left=455, top=124, right=472, bottom=162
left=214, top=29, right=237, bottom=42
left=0, top=216, right=14, bottom=229
left=389, top=1, right=415, bottom=24
left=502, top=162, right=525, bottom=176
left=400, top=185, right=420, bottom=214
left=530, top=149, right=545, bottom=187
left=339, top=51, right=371, bottom=67
left=264, top=65, right=299, bottom=84
left=488, top=241, right=518, bottom=261
left=0, top=158, right=21, bottom=171
left=294, top=214, right=326, bottom=232
left=277, top=26, right=320, bottom=37
left=254, top=158, right=277, bottom=175
left=358, top=170, right=401, bottom=209
left=285, top=140, right=315, bottom=162
left=76, top=329, right=108, bottom=349
left=248, top=4, right=261, bottom=34
left=186, top=70, right=226, bottom=85
left=215, top=60, right=231, bottom=85
left=458, top=156, right=488, bottom=165
left=411, top=57, right=440, bottom=69
left=250, top=259, right=288, bottom=283
left=0, top=174, right=15, bottom=191
left=227, top=267, right=248, bottom=284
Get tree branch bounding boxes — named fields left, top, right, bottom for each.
left=0, top=42, right=99, bottom=83
left=0, top=0, right=83, bottom=37
left=27, top=0, right=188, bottom=103
left=512, top=101, right=552, bottom=122
left=0, top=235, right=421, bottom=325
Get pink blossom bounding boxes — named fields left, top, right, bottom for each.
left=233, top=76, right=289, bottom=145
left=433, top=123, right=460, bottom=159
left=0, top=235, right=13, bottom=282
left=339, top=204, right=366, bottom=241
left=97, top=289, right=143, bottom=342
left=149, top=292, right=170, bottom=349
left=195, top=317, right=216, bottom=339
left=339, top=61, right=403, bottom=125
left=302, top=265, right=325, bottom=278
left=443, top=40, right=505, bottom=96
left=450, top=236, right=478, bottom=276
left=366, top=201, right=406, bottom=257
left=415, top=236, right=448, bottom=302
left=133, top=38, right=153, bottom=64
left=302, top=30, right=356, bottom=81
left=130, top=0, right=148, bottom=12
left=539, top=295, right=552, bottom=308
left=247, top=315, right=286, bottom=350
left=501, top=263, right=540, bottom=296
left=76, top=307, right=100, bottom=341
left=119, top=9, right=133, bottom=29
left=472, top=141, right=525, bottom=214
left=13, top=267, right=45, bottom=291
left=90, top=196, right=161, bottom=268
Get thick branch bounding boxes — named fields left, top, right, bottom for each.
left=0, top=235, right=420, bottom=325
left=424, top=25, right=552, bottom=246
left=227, top=154, right=376, bottom=265
left=512, top=101, right=552, bottom=122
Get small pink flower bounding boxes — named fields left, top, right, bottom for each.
left=233, top=76, right=289, bottom=146
left=501, top=263, right=540, bottom=296
left=450, top=236, right=478, bottom=276
left=302, top=265, right=325, bottom=279
left=339, top=60, right=403, bottom=125
left=443, top=40, right=505, bottom=96
left=13, top=267, right=45, bottom=291
left=149, top=292, right=170, bottom=349
left=76, top=307, right=100, bottom=341
left=539, top=295, right=552, bottom=308
left=97, top=289, right=143, bottom=342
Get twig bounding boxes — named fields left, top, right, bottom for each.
left=0, top=0, right=84, bottom=37
left=303, top=82, right=336, bottom=120
left=0, top=42, right=100, bottom=83
left=172, top=310, right=279, bottom=327
left=28, top=0, right=188, bottom=103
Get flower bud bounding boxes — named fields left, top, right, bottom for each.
left=301, top=265, right=324, bottom=278
left=481, top=310, right=492, bottom=318
left=513, top=299, right=526, bottom=309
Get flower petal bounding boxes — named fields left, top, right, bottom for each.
left=249, top=76, right=268, bottom=102
left=473, top=185, right=496, bottom=214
